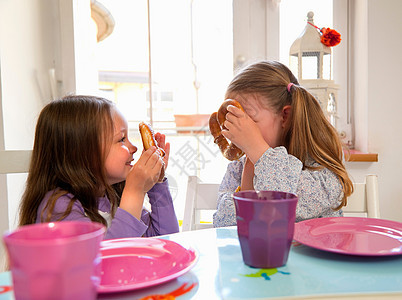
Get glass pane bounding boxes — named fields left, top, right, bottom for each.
left=95, top=0, right=233, bottom=128
left=95, top=0, right=149, bottom=121
left=149, top=0, right=233, bottom=120
left=323, top=52, right=331, bottom=80
left=149, top=0, right=233, bottom=221
left=302, top=52, right=319, bottom=79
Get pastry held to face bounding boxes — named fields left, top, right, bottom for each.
left=139, top=122, right=165, bottom=181
left=209, top=99, right=245, bottom=161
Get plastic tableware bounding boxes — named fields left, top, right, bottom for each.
left=233, top=190, right=298, bottom=268
left=98, top=238, right=198, bottom=293
left=294, top=217, right=402, bottom=256
left=3, top=221, right=105, bottom=300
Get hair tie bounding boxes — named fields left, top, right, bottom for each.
left=287, top=83, right=294, bottom=93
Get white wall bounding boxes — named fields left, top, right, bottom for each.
left=0, top=0, right=99, bottom=225
left=0, top=0, right=98, bottom=271
left=0, top=0, right=59, bottom=150
left=0, top=0, right=61, bottom=272
left=0, top=0, right=401, bottom=231
left=346, top=0, right=402, bottom=222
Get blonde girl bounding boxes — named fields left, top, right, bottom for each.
left=213, top=60, right=353, bottom=226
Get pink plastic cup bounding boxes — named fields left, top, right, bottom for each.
left=233, top=190, right=298, bottom=268
left=3, top=221, right=105, bottom=300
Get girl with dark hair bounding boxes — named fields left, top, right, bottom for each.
left=19, top=95, right=179, bottom=239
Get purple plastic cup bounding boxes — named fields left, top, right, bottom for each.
left=233, top=190, right=298, bottom=268
left=3, top=221, right=105, bottom=300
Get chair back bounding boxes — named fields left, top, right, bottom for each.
left=182, top=176, right=219, bottom=231
left=0, top=150, right=31, bottom=272
left=182, top=174, right=380, bottom=231
left=0, top=150, right=31, bottom=174
left=343, top=174, right=380, bottom=218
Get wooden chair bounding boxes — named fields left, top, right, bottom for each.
left=182, top=176, right=220, bottom=231
left=343, top=174, right=380, bottom=218
left=181, top=173, right=380, bottom=232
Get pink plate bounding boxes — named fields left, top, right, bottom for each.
left=97, top=238, right=198, bottom=293
left=294, top=217, right=402, bottom=256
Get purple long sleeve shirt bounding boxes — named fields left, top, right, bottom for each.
left=36, top=179, right=179, bottom=239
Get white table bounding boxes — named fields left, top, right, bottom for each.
left=1, top=226, right=402, bottom=299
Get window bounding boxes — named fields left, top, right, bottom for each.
left=94, top=0, right=234, bottom=222
left=92, top=0, right=351, bottom=223
left=95, top=0, right=233, bottom=120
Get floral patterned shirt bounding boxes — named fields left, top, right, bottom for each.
left=213, top=146, right=343, bottom=227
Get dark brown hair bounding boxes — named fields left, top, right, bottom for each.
left=226, top=61, right=353, bottom=209
left=19, top=95, right=123, bottom=226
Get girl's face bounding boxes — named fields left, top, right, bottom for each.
left=104, top=109, right=137, bottom=185
left=236, top=93, right=285, bottom=148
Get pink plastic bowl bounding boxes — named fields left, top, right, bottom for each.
left=3, top=221, right=105, bottom=300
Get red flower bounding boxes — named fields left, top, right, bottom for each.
left=308, top=22, right=342, bottom=47
left=320, top=27, right=341, bottom=47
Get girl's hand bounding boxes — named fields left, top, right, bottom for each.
left=129, top=146, right=163, bottom=191
left=221, top=105, right=268, bottom=163
left=155, top=132, right=170, bottom=171
left=241, top=157, right=255, bottom=191
left=120, top=147, right=164, bottom=219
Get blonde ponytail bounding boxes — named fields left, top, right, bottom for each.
left=226, top=61, right=353, bottom=210
left=287, top=86, right=353, bottom=209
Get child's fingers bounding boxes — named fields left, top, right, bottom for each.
left=137, top=145, right=166, bottom=181
left=141, top=147, right=159, bottom=165
left=149, top=152, right=163, bottom=169
left=224, top=113, right=244, bottom=135
left=135, top=149, right=162, bottom=181
left=227, top=104, right=245, bottom=117
left=225, top=113, right=241, bottom=127
left=162, top=142, right=170, bottom=169
left=221, top=128, right=233, bottom=142
left=138, top=146, right=157, bottom=162
left=143, top=148, right=164, bottom=177
left=150, top=155, right=164, bottom=182
left=154, top=132, right=166, bottom=149
left=154, top=133, right=169, bottom=170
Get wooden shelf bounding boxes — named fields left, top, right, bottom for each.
left=344, top=150, right=378, bottom=162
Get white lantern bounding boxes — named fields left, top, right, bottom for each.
left=289, top=11, right=339, bottom=128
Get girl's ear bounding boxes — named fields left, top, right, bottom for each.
left=281, top=105, right=292, bottom=128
